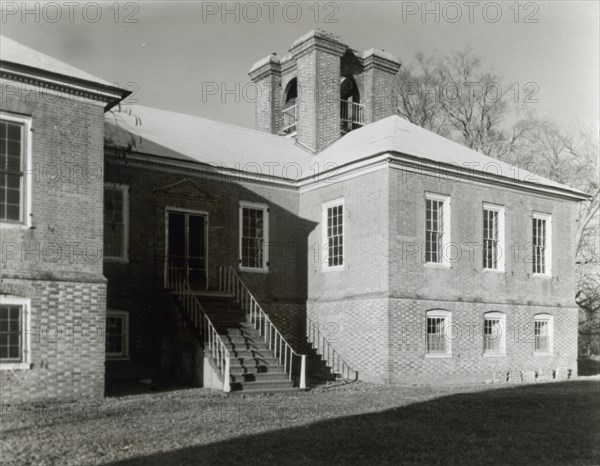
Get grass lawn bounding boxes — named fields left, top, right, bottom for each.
left=1, top=379, right=598, bottom=465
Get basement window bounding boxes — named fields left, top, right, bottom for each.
left=425, top=310, right=452, bottom=357
left=0, top=296, right=30, bottom=370
left=483, top=312, right=506, bottom=356
left=106, top=310, right=129, bottom=360
left=534, top=313, right=553, bottom=355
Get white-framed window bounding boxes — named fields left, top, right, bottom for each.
left=0, top=113, right=32, bottom=227
left=483, top=203, right=505, bottom=271
left=532, top=212, right=552, bottom=276
left=104, top=183, right=129, bottom=262
left=322, top=198, right=344, bottom=270
left=239, top=201, right=269, bottom=272
left=425, top=193, right=450, bottom=265
left=533, top=313, right=554, bottom=355
left=0, top=296, right=30, bottom=370
left=483, top=312, right=506, bottom=355
left=425, top=310, right=452, bottom=357
left=105, top=310, right=129, bottom=360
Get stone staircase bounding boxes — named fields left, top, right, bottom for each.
left=197, top=297, right=297, bottom=393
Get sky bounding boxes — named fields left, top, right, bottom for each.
left=1, top=1, right=599, bottom=131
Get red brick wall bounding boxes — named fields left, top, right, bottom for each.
left=300, top=165, right=579, bottom=384
left=300, top=168, right=390, bottom=301
left=103, top=159, right=310, bottom=377
left=389, top=168, right=578, bottom=305
left=388, top=299, right=578, bottom=384
left=1, top=90, right=107, bottom=402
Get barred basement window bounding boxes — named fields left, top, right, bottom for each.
left=239, top=202, right=269, bottom=271
left=104, top=184, right=129, bottom=261
left=425, top=310, right=451, bottom=356
left=534, top=314, right=553, bottom=354
left=322, top=199, right=344, bottom=270
left=425, top=193, right=450, bottom=264
left=483, top=312, right=506, bottom=355
left=0, top=297, right=30, bottom=369
left=532, top=213, right=551, bottom=275
left=106, top=311, right=129, bottom=360
left=0, top=114, right=30, bottom=224
left=483, top=204, right=504, bottom=271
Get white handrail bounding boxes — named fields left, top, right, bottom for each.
left=340, top=99, right=365, bottom=126
left=219, top=265, right=306, bottom=389
left=167, top=262, right=231, bottom=392
left=307, top=316, right=358, bottom=381
left=281, top=104, right=297, bottom=134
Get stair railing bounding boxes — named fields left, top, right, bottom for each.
left=307, top=316, right=358, bottom=381
left=166, top=261, right=231, bottom=392
left=218, top=265, right=306, bottom=389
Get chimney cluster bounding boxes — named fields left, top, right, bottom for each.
left=249, top=30, right=401, bottom=153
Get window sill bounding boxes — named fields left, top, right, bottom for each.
left=425, top=353, right=452, bottom=359
left=239, top=267, right=269, bottom=274
left=424, top=262, right=451, bottom=269
left=483, top=352, right=506, bottom=358
left=0, top=362, right=31, bottom=370
left=104, top=257, right=129, bottom=264
left=0, top=222, right=29, bottom=230
left=532, top=273, right=552, bottom=279
left=482, top=268, right=505, bottom=274
left=534, top=352, right=554, bottom=357
left=322, top=265, right=345, bottom=273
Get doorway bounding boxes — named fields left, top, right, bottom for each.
left=166, top=209, right=208, bottom=290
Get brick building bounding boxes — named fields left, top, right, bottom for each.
left=0, top=31, right=588, bottom=401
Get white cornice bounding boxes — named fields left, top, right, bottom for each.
left=104, top=148, right=588, bottom=202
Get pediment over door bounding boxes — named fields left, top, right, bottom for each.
left=152, top=178, right=218, bottom=203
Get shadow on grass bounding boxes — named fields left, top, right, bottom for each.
left=578, top=358, right=600, bottom=376
left=109, top=381, right=599, bottom=466
left=105, top=380, right=195, bottom=398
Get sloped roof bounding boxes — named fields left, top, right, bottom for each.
left=316, top=115, right=586, bottom=195
left=0, top=35, right=113, bottom=86
left=106, top=104, right=586, bottom=197
left=105, top=105, right=313, bottom=178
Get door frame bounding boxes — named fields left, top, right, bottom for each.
left=164, top=206, right=210, bottom=289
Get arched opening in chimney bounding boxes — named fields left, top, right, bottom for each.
left=282, top=78, right=298, bottom=135
left=340, top=76, right=363, bottom=133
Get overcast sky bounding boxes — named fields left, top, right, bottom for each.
left=2, top=1, right=598, bottom=131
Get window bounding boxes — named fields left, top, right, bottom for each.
left=425, top=193, right=450, bottom=265
left=322, top=199, right=344, bottom=269
left=532, top=213, right=552, bottom=275
left=0, top=113, right=31, bottom=225
left=239, top=202, right=269, bottom=271
left=483, top=203, right=505, bottom=271
left=106, top=311, right=129, bottom=360
left=425, top=310, right=452, bottom=357
left=0, top=296, right=30, bottom=370
left=104, top=184, right=129, bottom=261
left=534, top=314, right=553, bottom=354
left=483, top=312, right=506, bottom=355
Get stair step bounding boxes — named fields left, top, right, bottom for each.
left=229, top=386, right=299, bottom=394
left=229, top=349, right=273, bottom=359
left=230, top=379, right=294, bottom=392
left=232, top=356, right=280, bottom=366
left=228, top=364, right=286, bottom=375
left=230, top=372, right=290, bottom=383
left=223, top=342, right=269, bottom=352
